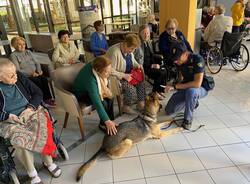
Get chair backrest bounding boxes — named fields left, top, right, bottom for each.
left=51, top=63, right=85, bottom=91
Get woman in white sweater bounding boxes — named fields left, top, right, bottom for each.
left=52, top=30, right=80, bottom=68
left=106, top=34, right=145, bottom=114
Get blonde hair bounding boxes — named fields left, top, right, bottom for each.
left=123, top=34, right=141, bottom=48
left=165, top=18, right=179, bottom=29
left=92, top=56, right=111, bottom=73
left=11, top=36, right=25, bottom=48
left=0, top=58, right=15, bottom=74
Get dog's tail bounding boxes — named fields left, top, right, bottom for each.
left=76, top=147, right=105, bottom=181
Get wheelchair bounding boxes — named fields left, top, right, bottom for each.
left=0, top=107, right=69, bottom=184
left=204, top=31, right=249, bottom=74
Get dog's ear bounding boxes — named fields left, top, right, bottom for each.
left=151, top=92, right=158, bottom=101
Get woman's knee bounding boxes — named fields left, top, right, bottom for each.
left=185, top=88, right=199, bottom=98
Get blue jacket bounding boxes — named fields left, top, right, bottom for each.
left=0, top=72, right=43, bottom=121
left=159, top=30, right=193, bottom=65
left=90, top=32, right=108, bottom=57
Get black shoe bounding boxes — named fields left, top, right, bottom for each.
left=182, top=119, right=192, bottom=130
left=195, top=101, right=199, bottom=109
left=98, top=124, right=106, bottom=133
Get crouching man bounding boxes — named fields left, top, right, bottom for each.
left=164, top=44, right=208, bottom=130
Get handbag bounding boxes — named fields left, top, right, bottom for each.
left=202, top=75, right=215, bottom=91
left=128, top=68, right=144, bottom=86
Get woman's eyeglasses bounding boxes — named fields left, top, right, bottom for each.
left=167, top=27, right=176, bottom=31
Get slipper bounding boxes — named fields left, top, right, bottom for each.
left=30, top=176, right=44, bottom=184
left=43, top=163, right=62, bottom=178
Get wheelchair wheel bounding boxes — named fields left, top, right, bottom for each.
left=206, top=47, right=223, bottom=74
left=9, top=170, right=20, bottom=184
left=230, top=44, right=249, bottom=71
left=57, top=143, right=69, bottom=161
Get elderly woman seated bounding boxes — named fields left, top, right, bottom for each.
left=52, top=30, right=80, bottom=68
left=10, top=36, right=55, bottom=107
left=0, top=59, right=61, bottom=184
left=134, top=25, right=167, bottom=99
left=106, top=34, right=145, bottom=114
left=73, top=56, right=117, bottom=135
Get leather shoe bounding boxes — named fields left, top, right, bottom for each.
left=182, top=119, right=192, bottom=130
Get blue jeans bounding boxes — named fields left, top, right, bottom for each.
left=165, top=87, right=208, bottom=121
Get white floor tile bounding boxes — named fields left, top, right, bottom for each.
left=207, top=104, right=234, bottom=115
left=137, top=139, right=165, bottom=155
left=184, top=131, right=217, bottom=148
left=115, top=179, right=146, bottom=184
left=123, top=145, right=139, bottom=158
left=140, top=153, right=174, bottom=177
left=178, top=170, right=214, bottom=184
left=193, top=106, right=213, bottom=117
left=113, top=157, right=144, bottom=182
left=168, top=150, right=204, bottom=173
left=195, top=146, right=233, bottom=169
left=208, top=167, right=249, bottom=184
left=146, top=175, right=180, bottom=184
left=238, top=164, right=250, bottom=181
left=196, top=116, right=226, bottom=130
left=221, top=143, right=250, bottom=165
left=216, top=114, right=248, bottom=127
left=161, top=133, right=191, bottom=152
left=231, top=125, right=250, bottom=142
left=237, top=112, right=250, bottom=123
left=83, top=160, right=113, bottom=184
left=207, top=128, right=242, bottom=145
left=225, top=102, right=250, bottom=113
left=50, top=163, right=82, bottom=184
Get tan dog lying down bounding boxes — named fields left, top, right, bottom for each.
left=76, top=93, right=183, bottom=181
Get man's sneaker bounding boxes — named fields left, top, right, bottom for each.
left=44, top=99, right=56, bottom=108
left=195, top=101, right=199, bottom=109
left=182, top=119, right=192, bottom=130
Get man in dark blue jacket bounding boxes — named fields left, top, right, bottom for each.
left=164, top=44, right=208, bottom=130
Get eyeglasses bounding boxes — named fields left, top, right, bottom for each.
left=167, top=27, right=176, bottom=31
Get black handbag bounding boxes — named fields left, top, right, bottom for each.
left=202, top=75, right=215, bottom=91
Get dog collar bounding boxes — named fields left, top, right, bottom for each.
left=139, top=113, right=157, bottom=122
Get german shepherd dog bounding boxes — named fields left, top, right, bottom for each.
left=76, top=93, right=183, bottom=181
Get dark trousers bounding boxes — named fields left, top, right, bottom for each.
left=100, top=98, right=114, bottom=125
left=76, top=94, right=114, bottom=125
left=146, top=68, right=167, bottom=93
left=29, top=76, right=52, bottom=100
left=232, top=26, right=240, bottom=33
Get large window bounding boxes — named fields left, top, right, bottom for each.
left=101, top=0, right=138, bottom=33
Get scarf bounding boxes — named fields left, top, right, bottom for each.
left=93, top=69, right=112, bottom=101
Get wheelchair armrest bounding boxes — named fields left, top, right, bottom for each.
left=153, top=54, right=164, bottom=60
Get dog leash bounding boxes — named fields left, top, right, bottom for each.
left=161, top=118, right=205, bottom=132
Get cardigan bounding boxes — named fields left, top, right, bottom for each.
left=0, top=72, right=43, bottom=121
left=159, top=30, right=193, bottom=64
left=204, top=14, right=233, bottom=45
left=10, top=50, right=42, bottom=77
left=90, top=32, right=108, bottom=57
left=52, top=41, right=80, bottom=67
left=73, top=63, right=110, bottom=122
left=106, top=43, right=140, bottom=95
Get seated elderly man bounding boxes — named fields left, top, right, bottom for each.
left=0, top=59, right=61, bottom=184
left=203, top=4, right=233, bottom=46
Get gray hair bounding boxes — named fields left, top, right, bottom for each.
left=0, top=58, right=15, bottom=74
left=215, top=4, right=225, bottom=14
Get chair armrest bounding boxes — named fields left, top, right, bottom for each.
left=54, top=85, right=83, bottom=117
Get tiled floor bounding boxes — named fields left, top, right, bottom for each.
left=17, top=48, right=250, bottom=184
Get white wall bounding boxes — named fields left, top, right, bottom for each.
left=216, top=0, right=235, bottom=16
